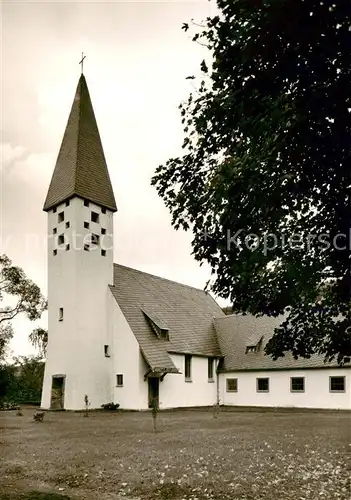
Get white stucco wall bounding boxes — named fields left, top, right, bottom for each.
left=220, top=368, right=351, bottom=410
left=158, top=354, right=219, bottom=409
left=41, top=197, right=114, bottom=410
left=107, top=291, right=142, bottom=410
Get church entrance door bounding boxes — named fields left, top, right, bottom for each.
left=50, top=375, right=65, bottom=409
left=148, top=377, right=159, bottom=408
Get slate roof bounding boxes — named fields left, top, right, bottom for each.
left=214, top=314, right=350, bottom=371
left=109, top=264, right=224, bottom=372
left=43, top=75, right=117, bottom=212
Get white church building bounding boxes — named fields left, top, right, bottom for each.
left=41, top=74, right=350, bottom=412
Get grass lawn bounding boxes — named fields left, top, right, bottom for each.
left=0, top=407, right=350, bottom=500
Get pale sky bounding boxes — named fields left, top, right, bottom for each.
left=1, top=0, right=226, bottom=358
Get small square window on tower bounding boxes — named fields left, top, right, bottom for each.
left=84, top=244, right=90, bottom=252
left=84, top=200, right=89, bottom=207
left=91, top=211, right=99, bottom=223
left=65, top=221, right=70, bottom=229
left=104, top=345, right=110, bottom=357
left=53, top=228, right=57, bottom=235
left=101, top=228, right=106, bottom=235
left=66, top=244, right=70, bottom=251
left=58, top=212, right=64, bottom=223
left=116, top=374, right=123, bottom=386
left=101, top=207, right=106, bottom=214
left=59, top=308, right=63, bottom=321
left=101, top=249, right=106, bottom=257
left=84, top=222, right=89, bottom=229
left=53, top=249, right=57, bottom=256
left=91, top=233, right=100, bottom=245
left=58, top=234, right=65, bottom=245
left=65, top=200, right=70, bottom=207
left=53, top=207, right=57, bottom=213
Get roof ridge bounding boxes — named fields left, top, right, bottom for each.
left=113, top=262, right=215, bottom=296
left=73, top=76, right=83, bottom=193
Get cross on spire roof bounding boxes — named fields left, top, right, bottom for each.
left=79, top=52, right=86, bottom=74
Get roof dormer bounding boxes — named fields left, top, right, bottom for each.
left=142, top=308, right=169, bottom=340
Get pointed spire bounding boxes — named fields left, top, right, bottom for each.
left=43, top=75, right=117, bottom=212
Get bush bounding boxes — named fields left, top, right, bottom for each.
left=101, top=402, right=120, bottom=411
left=0, top=400, right=20, bottom=411
left=33, top=411, right=45, bottom=422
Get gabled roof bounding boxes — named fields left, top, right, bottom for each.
left=214, top=314, right=349, bottom=371
left=43, top=75, right=117, bottom=212
left=109, top=264, right=224, bottom=372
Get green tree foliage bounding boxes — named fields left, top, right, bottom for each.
left=29, top=327, right=48, bottom=356
left=152, top=1, right=350, bottom=363
left=0, top=356, right=44, bottom=403
left=0, top=255, right=47, bottom=361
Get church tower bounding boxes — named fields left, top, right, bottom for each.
left=41, top=73, right=117, bottom=410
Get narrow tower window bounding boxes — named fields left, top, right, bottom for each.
left=53, top=207, right=57, bottom=213
left=101, top=207, right=106, bottom=214
left=53, top=228, right=57, bottom=235
left=104, top=345, right=110, bottom=357
left=59, top=308, right=63, bottom=321
left=65, top=200, right=70, bottom=207
left=84, top=222, right=89, bottom=229
left=101, top=249, right=106, bottom=257
left=58, top=234, right=64, bottom=246
left=84, top=200, right=89, bottom=207
left=116, top=374, right=123, bottom=386
left=101, top=228, right=106, bottom=235
left=58, top=212, right=64, bottom=223
left=65, top=221, right=70, bottom=229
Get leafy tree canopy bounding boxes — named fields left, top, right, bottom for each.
left=152, top=0, right=350, bottom=363
left=0, top=255, right=47, bottom=361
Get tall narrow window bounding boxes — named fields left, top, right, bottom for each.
left=59, top=308, right=63, bottom=321
left=65, top=200, right=70, bottom=207
left=104, top=345, right=110, bottom=357
left=84, top=222, right=89, bottom=229
left=101, top=207, right=106, bottom=214
left=185, top=355, right=192, bottom=380
left=58, top=212, right=64, bottom=223
left=208, top=357, right=214, bottom=380
left=116, top=374, right=123, bottom=386
left=53, top=228, right=57, bottom=235
left=58, top=234, right=65, bottom=245
left=65, top=221, right=70, bottom=229
left=84, top=200, right=89, bottom=207
left=101, top=228, right=106, bottom=235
